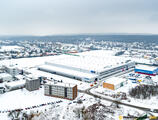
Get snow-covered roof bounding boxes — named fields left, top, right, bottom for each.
left=39, top=64, right=97, bottom=79
left=0, top=46, right=23, bottom=52
left=5, top=64, right=18, bottom=69
left=46, top=81, right=76, bottom=88
left=104, top=77, right=127, bottom=85
left=26, top=77, right=38, bottom=81
left=135, top=65, right=158, bottom=71
left=5, top=80, right=25, bottom=87
left=0, top=73, right=12, bottom=78
left=46, top=50, right=131, bottom=73
left=15, top=75, right=25, bottom=80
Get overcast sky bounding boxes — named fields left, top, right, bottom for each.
left=0, top=0, right=158, bottom=35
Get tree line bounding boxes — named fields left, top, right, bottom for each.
left=129, top=85, right=158, bottom=99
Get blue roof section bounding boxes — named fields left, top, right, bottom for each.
left=134, top=68, right=154, bottom=74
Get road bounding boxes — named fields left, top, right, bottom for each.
left=79, top=68, right=158, bottom=114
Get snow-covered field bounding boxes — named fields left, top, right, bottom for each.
left=0, top=87, right=67, bottom=111
left=0, top=87, right=70, bottom=120
left=0, top=87, right=148, bottom=120
left=30, top=92, right=146, bottom=120
left=0, top=87, right=97, bottom=120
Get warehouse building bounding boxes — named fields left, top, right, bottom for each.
left=103, top=77, right=128, bottom=90
left=44, top=81, right=77, bottom=100
left=0, top=73, right=13, bottom=82
left=5, top=80, right=25, bottom=91
left=135, top=65, right=158, bottom=76
left=25, top=77, right=40, bottom=91
left=4, top=65, right=19, bottom=76
left=38, top=50, right=135, bottom=82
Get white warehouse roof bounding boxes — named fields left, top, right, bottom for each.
left=104, top=77, right=127, bottom=85
left=46, top=50, right=131, bottom=73
left=135, top=65, right=158, bottom=71
left=39, top=64, right=98, bottom=79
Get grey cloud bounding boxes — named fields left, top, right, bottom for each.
left=0, top=0, right=158, bottom=35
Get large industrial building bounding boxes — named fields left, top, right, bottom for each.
left=44, top=81, right=77, bottom=100
left=38, top=50, right=135, bottom=82
left=135, top=65, right=158, bottom=76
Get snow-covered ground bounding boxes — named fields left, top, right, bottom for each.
left=31, top=92, right=147, bottom=120
left=0, top=87, right=69, bottom=120
left=0, top=87, right=66, bottom=110
left=0, top=88, right=98, bottom=120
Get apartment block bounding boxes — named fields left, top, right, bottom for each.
left=44, top=81, right=77, bottom=100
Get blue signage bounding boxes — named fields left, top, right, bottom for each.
left=90, top=70, right=96, bottom=73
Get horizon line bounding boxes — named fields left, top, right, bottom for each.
left=0, top=32, right=158, bottom=37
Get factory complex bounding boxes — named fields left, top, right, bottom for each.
left=38, top=50, right=135, bottom=82
left=1, top=48, right=158, bottom=117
